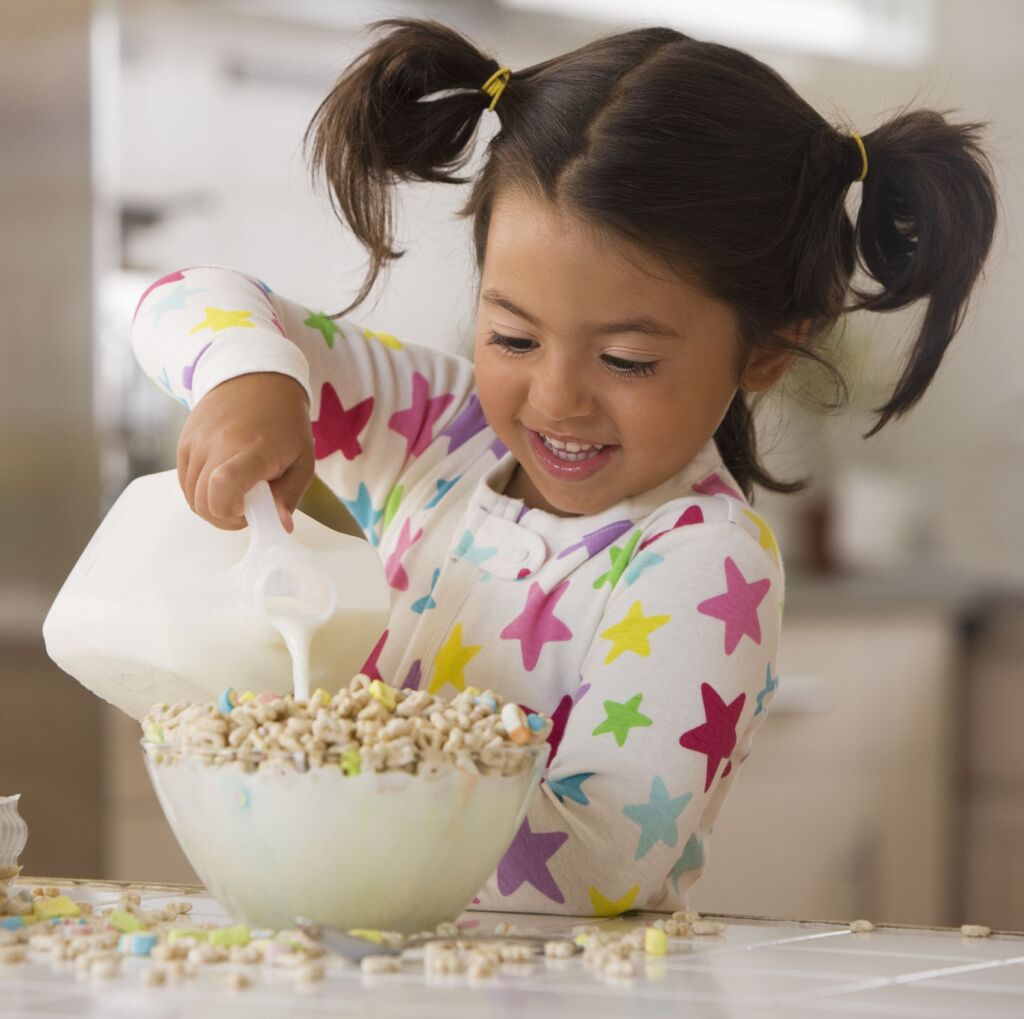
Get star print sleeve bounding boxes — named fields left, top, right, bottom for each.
left=478, top=521, right=782, bottom=916
left=130, top=265, right=481, bottom=531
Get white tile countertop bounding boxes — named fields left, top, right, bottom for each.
left=2, top=878, right=1022, bottom=1017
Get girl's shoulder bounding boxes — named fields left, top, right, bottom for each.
left=636, top=488, right=784, bottom=581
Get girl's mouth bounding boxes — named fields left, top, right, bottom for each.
left=526, top=429, right=616, bottom=480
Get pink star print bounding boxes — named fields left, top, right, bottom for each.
left=697, top=556, right=770, bottom=655
left=693, top=471, right=743, bottom=501
left=312, top=383, right=374, bottom=461
left=638, top=504, right=705, bottom=552
left=678, top=682, right=746, bottom=791
left=500, top=580, right=573, bottom=671
left=360, top=629, right=388, bottom=681
left=384, top=518, right=423, bottom=591
left=388, top=371, right=455, bottom=459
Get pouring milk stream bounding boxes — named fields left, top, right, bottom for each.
left=43, top=470, right=391, bottom=719
left=240, top=481, right=337, bottom=700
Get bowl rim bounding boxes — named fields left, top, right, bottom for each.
left=139, top=738, right=546, bottom=770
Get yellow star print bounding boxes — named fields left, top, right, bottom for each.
left=429, top=623, right=481, bottom=694
left=741, top=508, right=780, bottom=567
left=188, top=307, right=255, bottom=334
left=589, top=883, right=640, bottom=917
left=362, top=328, right=403, bottom=350
left=600, top=600, right=670, bottom=665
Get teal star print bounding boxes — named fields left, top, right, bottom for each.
left=342, top=483, right=384, bottom=546
left=622, top=776, right=692, bottom=860
left=592, top=693, right=652, bottom=748
left=150, top=284, right=203, bottom=325
left=411, top=568, right=440, bottom=614
left=624, top=550, right=664, bottom=586
left=453, top=529, right=498, bottom=568
left=669, top=833, right=705, bottom=893
left=754, top=663, right=779, bottom=716
left=547, top=772, right=594, bottom=806
left=425, top=476, right=461, bottom=509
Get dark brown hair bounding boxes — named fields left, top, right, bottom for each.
left=305, top=17, right=999, bottom=501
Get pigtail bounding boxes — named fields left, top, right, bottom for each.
left=844, top=106, right=999, bottom=437
left=304, top=18, right=507, bottom=318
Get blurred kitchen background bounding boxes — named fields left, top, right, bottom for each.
left=3, top=0, right=1023, bottom=929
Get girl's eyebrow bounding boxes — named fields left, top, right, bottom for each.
left=481, top=288, right=679, bottom=338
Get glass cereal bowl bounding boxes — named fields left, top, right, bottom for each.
left=141, top=740, right=545, bottom=934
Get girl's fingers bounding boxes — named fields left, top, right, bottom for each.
left=270, top=451, right=315, bottom=533
left=207, top=447, right=269, bottom=528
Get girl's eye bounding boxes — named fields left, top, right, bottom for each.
left=486, top=332, right=536, bottom=355
left=485, top=332, right=658, bottom=378
left=602, top=354, right=659, bottom=378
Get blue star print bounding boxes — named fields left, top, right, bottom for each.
left=622, top=776, right=692, bottom=860
left=342, top=483, right=385, bottom=547
left=754, top=663, right=779, bottom=716
left=453, top=530, right=498, bottom=568
left=547, top=772, right=594, bottom=806
left=411, top=568, right=440, bottom=614
left=150, top=284, right=203, bottom=325
left=425, top=475, right=461, bottom=509
left=669, top=833, right=705, bottom=893
left=624, top=550, right=664, bottom=586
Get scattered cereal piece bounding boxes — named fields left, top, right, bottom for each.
left=296, top=960, right=326, bottom=983
left=545, top=939, right=575, bottom=959
left=0, top=946, right=26, bottom=965
left=141, top=966, right=166, bottom=987
left=435, top=921, right=460, bottom=937
left=849, top=919, right=875, bottom=934
left=90, top=956, right=120, bottom=980
left=341, top=749, right=361, bottom=776
left=644, top=928, right=668, bottom=956
left=672, top=910, right=700, bottom=924
left=361, top=954, right=400, bottom=975
left=960, top=924, right=992, bottom=938
left=690, top=921, right=726, bottom=936
left=224, top=970, right=251, bottom=991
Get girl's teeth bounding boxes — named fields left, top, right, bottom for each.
left=541, top=433, right=605, bottom=461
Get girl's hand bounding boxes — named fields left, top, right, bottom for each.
left=177, top=372, right=315, bottom=532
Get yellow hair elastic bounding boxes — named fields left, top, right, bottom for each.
left=481, top=66, right=512, bottom=112
left=850, top=131, right=868, bottom=182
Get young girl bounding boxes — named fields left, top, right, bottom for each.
left=131, top=18, right=997, bottom=915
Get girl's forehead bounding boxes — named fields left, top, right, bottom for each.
left=482, top=194, right=721, bottom=327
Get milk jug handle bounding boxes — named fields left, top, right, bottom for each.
left=242, top=481, right=285, bottom=550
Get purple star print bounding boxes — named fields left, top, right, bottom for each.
left=557, top=519, right=634, bottom=560
left=496, top=819, right=568, bottom=903
left=440, top=395, right=488, bottom=453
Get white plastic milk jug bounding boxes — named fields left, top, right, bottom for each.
left=42, top=470, right=391, bottom=720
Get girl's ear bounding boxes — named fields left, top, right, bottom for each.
left=739, top=320, right=809, bottom=392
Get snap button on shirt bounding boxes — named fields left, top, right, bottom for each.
left=457, top=511, right=548, bottom=580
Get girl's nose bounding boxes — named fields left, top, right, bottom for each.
left=528, top=355, right=595, bottom=422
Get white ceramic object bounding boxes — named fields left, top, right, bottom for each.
left=0, top=795, right=28, bottom=867
left=42, top=471, right=391, bottom=720
left=141, top=744, right=544, bottom=933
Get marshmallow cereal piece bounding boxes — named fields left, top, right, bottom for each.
left=849, top=919, right=875, bottom=934
left=208, top=925, right=251, bottom=948
left=238, top=691, right=257, bottom=704
left=368, top=680, right=397, bottom=712
left=256, top=691, right=279, bottom=704
left=108, top=909, right=146, bottom=933
left=341, top=750, right=361, bottom=777
left=644, top=928, right=668, bottom=956
left=119, top=932, right=158, bottom=956
left=961, top=924, right=992, bottom=937
left=32, top=896, right=80, bottom=921
left=217, top=688, right=238, bottom=714
left=348, top=928, right=384, bottom=945
left=501, top=702, right=530, bottom=745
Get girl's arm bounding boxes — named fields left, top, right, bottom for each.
left=478, top=518, right=782, bottom=915
left=131, top=266, right=478, bottom=535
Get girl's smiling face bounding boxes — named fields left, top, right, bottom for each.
left=474, top=192, right=792, bottom=517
